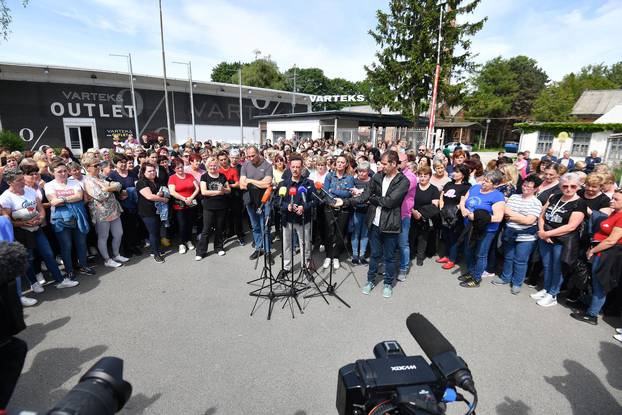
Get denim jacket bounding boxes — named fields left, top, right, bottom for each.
left=323, top=171, right=354, bottom=199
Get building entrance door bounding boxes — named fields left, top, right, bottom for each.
left=63, top=118, right=98, bottom=155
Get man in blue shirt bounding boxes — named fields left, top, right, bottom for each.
left=585, top=150, right=601, bottom=173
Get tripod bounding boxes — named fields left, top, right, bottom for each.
left=304, top=193, right=352, bottom=308
left=249, top=203, right=290, bottom=320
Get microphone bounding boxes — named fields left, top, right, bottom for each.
left=297, top=185, right=307, bottom=204
left=314, top=181, right=336, bottom=205
left=278, top=186, right=287, bottom=198
left=260, top=186, right=273, bottom=204
left=288, top=186, right=297, bottom=210
left=406, top=313, right=476, bottom=394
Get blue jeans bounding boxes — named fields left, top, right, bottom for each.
left=539, top=240, right=564, bottom=296
left=246, top=203, right=270, bottom=252
left=367, top=225, right=399, bottom=286
left=465, top=232, right=495, bottom=282
left=500, top=238, right=536, bottom=287
left=141, top=216, right=161, bottom=255
left=54, top=226, right=88, bottom=274
left=27, top=229, right=64, bottom=284
left=587, top=256, right=606, bottom=317
left=350, top=211, right=369, bottom=258
left=441, top=225, right=461, bottom=262
left=398, top=217, right=411, bottom=272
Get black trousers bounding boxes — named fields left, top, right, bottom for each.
left=410, top=223, right=431, bottom=260
left=0, top=337, right=27, bottom=408
left=174, top=207, right=196, bottom=244
left=120, top=210, right=142, bottom=253
left=197, top=208, right=226, bottom=255
left=226, top=196, right=245, bottom=240
left=323, top=206, right=351, bottom=259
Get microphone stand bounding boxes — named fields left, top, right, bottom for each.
left=304, top=192, right=351, bottom=308
left=280, top=211, right=307, bottom=316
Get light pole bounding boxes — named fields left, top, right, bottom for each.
left=110, top=53, right=140, bottom=138
left=173, top=61, right=196, bottom=140
left=292, top=64, right=297, bottom=114
left=483, top=119, right=491, bottom=149
left=158, top=0, right=173, bottom=141
left=238, top=68, right=244, bottom=145
left=426, top=1, right=446, bottom=149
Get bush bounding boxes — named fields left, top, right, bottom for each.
left=0, top=130, right=25, bottom=152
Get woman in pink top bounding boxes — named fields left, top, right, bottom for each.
left=514, top=152, right=528, bottom=179
left=397, top=160, right=418, bottom=281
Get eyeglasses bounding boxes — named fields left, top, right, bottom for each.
left=562, top=185, right=578, bottom=189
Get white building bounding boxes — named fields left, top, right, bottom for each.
left=518, top=90, right=622, bottom=162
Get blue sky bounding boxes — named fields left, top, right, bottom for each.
left=2, top=0, right=620, bottom=84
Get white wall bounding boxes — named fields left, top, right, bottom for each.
left=174, top=124, right=259, bottom=145
left=265, top=119, right=320, bottom=140
left=519, top=130, right=611, bottom=159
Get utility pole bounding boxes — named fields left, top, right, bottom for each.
left=426, top=1, right=446, bottom=149
left=110, top=53, right=140, bottom=137
left=173, top=61, right=196, bottom=140
left=238, top=68, right=244, bottom=145
left=159, top=0, right=172, bottom=141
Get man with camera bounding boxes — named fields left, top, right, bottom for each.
left=334, top=150, right=410, bottom=298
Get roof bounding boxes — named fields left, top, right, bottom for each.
left=594, top=105, right=622, bottom=124
left=340, top=104, right=400, bottom=115
left=254, top=110, right=420, bottom=127
left=571, top=90, right=622, bottom=116
left=435, top=120, right=484, bottom=129
left=0, top=61, right=311, bottom=102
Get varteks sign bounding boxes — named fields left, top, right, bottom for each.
left=309, top=94, right=365, bottom=103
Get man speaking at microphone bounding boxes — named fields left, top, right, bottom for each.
left=280, top=154, right=316, bottom=273
left=334, top=150, right=409, bottom=298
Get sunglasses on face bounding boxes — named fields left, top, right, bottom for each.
left=562, top=185, right=578, bottom=189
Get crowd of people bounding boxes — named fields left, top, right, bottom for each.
left=0, top=133, right=621, bottom=339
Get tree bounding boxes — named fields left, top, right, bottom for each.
left=1, top=0, right=29, bottom=40
left=210, top=61, right=243, bottom=83
left=466, top=55, right=548, bottom=118
left=230, top=58, right=285, bottom=90
left=0, top=129, right=25, bottom=151
left=532, top=63, right=620, bottom=121
left=365, top=0, right=485, bottom=120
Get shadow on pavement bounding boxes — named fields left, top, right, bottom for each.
left=495, top=397, right=531, bottom=415
left=598, top=341, right=622, bottom=390
left=202, top=408, right=217, bottom=415
left=120, top=391, right=162, bottom=414
left=544, top=359, right=622, bottom=414
left=17, top=316, right=71, bottom=350
left=8, top=345, right=108, bottom=412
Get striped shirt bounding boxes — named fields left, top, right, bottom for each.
left=506, top=194, right=543, bottom=241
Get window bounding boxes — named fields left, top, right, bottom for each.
left=294, top=131, right=312, bottom=140
left=608, top=137, right=622, bottom=162
left=536, top=131, right=554, bottom=154
left=571, top=132, right=591, bottom=157
left=272, top=131, right=286, bottom=141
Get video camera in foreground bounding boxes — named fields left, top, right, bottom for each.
left=5, top=357, right=131, bottom=415
left=337, top=313, right=478, bottom=415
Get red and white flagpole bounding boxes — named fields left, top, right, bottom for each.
left=426, top=3, right=445, bottom=149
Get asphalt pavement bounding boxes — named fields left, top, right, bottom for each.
left=8, top=235, right=622, bottom=414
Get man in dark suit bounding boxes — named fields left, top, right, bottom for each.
left=585, top=150, right=602, bottom=173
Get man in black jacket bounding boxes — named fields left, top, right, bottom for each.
left=334, top=150, right=409, bottom=298
left=279, top=154, right=316, bottom=272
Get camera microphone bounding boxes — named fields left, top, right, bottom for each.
left=406, top=313, right=476, bottom=395
left=0, top=240, right=29, bottom=286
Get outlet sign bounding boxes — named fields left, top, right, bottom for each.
left=309, top=94, right=365, bottom=103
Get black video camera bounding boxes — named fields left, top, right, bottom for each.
left=336, top=313, right=478, bottom=415
left=8, top=357, right=132, bottom=415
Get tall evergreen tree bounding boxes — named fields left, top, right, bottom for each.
left=365, top=0, right=485, bottom=119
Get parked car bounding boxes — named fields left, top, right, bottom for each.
left=443, top=141, right=473, bottom=153
left=504, top=141, right=519, bottom=154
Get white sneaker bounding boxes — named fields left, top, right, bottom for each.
left=614, top=334, right=622, bottom=343
left=186, top=241, right=195, bottom=250
left=616, top=328, right=622, bottom=334
left=31, top=281, right=44, bottom=293
left=179, top=244, right=187, bottom=254
left=218, top=250, right=225, bottom=256
left=21, top=296, right=38, bottom=307
left=57, top=278, right=79, bottom=289
left=194, top=255, right=203, bottom=261
left=530, top=289, right=547, bottom=300
left=322, top=258, right=331, bottom=269
left=319, top=245, right=325, bottom=253
left=537, top=294, right=557, bottom=307
left=113, top=255, right=129, bottom=263
left=333, top=258, right=341, bottom=270
left=35, top=273, right=46, bottom=285
left=104, top=258, right=122, bottom=268
left=481, top=271, right=496, bottom=278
